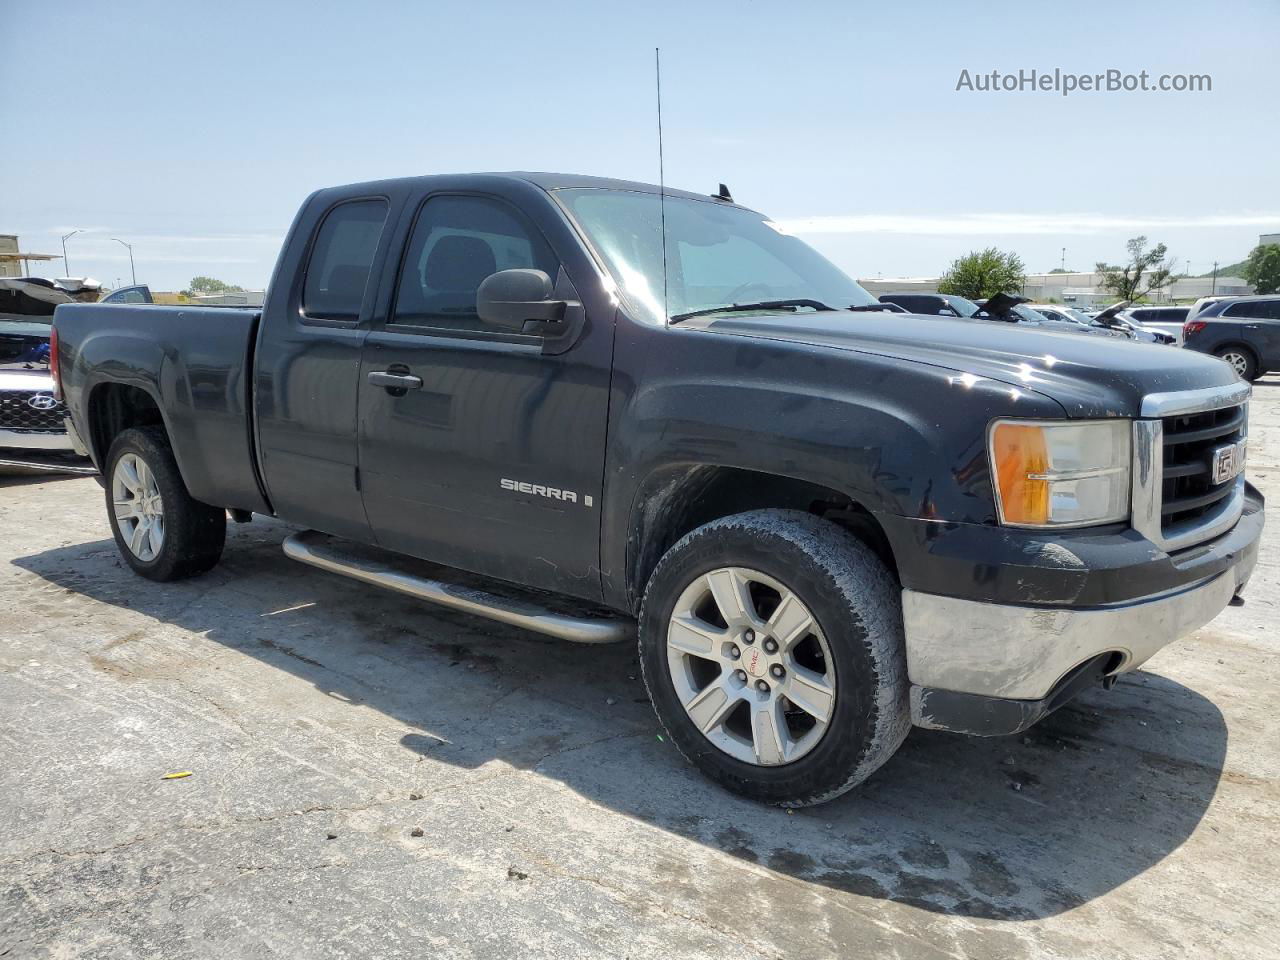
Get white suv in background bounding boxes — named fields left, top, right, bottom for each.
left=1120, top=305, right=1190, bottom=343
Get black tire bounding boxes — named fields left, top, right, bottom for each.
left=638, top=509, right=910, bottom=807
left=1214, top=345, right=1259, bottom=382
left=104, top=426, right=226, bottom=581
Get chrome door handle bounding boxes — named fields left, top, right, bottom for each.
left=368, top=370, right=423, bottom=390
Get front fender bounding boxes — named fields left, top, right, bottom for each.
left=598, top=322, right=1065, bottom=608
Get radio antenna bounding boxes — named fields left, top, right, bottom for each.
left=655, top=47, right=669, bottom=324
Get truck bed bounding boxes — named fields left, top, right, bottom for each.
left=54, top=303, right=269, bottom=514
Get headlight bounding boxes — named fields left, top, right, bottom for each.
left=989, top=419, right=1131, bottom=527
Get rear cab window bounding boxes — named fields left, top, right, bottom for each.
left=302, top=199, right=390, bottom=322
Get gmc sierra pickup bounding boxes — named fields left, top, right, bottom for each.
left=53, top=173, right=1263, bottom=806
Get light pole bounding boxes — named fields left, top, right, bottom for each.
left=111, top=238, right=136, bottom=285
left=60, top=229, right=82, bottom=277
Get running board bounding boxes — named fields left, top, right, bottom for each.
left=282, top=530, right=632, bottom=644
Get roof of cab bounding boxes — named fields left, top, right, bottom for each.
left=314, top=172, right=747, bottom=208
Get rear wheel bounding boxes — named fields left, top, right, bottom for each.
left=105, top=426, right=226, bottom=581
left=638, top=509, right=910, bottom=807
left=1215, top=345, right=1258, bottom=381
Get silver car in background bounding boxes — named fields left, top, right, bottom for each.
left=0, top=278, right=84, bottom=465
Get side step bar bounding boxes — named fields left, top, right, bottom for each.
left=283, top=530, right=633, bottom=645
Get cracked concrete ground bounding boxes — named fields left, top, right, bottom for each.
left=2, top=381, right=1279, bottom=960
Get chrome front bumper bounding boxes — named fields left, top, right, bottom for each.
left=902, top=555, right=1254, bottom=706
left=0, top=427, right=73, bottom=451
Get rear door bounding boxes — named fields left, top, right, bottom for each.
left=355, top=185, right=614, bottom=599
left=1226, top=299, right=1280, bottom=367
left=255, top=194, right=397, bottom=540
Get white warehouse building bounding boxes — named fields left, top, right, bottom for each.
left=858, top=270, right=1252, bottom=304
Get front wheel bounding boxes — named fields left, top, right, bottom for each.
left=638, top=509, right=910, bottom=807
left=105, top=426, right=226, bottom=581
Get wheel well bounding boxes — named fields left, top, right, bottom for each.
left=626, top=465, right=896, bottom=612
left=86, top=383, right=166, bottom=465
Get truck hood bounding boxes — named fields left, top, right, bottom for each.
left=687, top=311, right=1239, bottom=418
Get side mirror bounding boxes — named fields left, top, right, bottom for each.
left=476, top=269, right=566, bottom=332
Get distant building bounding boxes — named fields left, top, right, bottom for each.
left=857, top=277, right=939, bottom=295
left=1261, top=232, right=1280, bottom=248
left=0, top=236, right=19, bottom=278
left=857, top=270, right=1252, bottom=304
left=0, top=234, right=62, bottom=278
left=190, top=290, right=265, bottom=307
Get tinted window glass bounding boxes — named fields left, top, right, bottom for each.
left=882, top=295, right=932, bottom=312
left=1131, top=309, right=1153, bottom=320
left=1224, top=300, right=1275, bottom=319
left=1224, top=301, right=1250, bottom=318
left=392, top=195, right=558, bottom=333
left=302, top=199, right=389, bottom=321
left=940, top=295, right=980, bottom=318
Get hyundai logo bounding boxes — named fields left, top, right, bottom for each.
left=27, top=394, right=58, bottom=411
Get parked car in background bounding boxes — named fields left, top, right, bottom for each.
left=1188, top=296, right=1234, bottom=320
left=1028, top=303, right=1092, bottom=326
left=976, top=295, right=1133, bottom=339
left=100, top=284, right=154, bottom=304
left=1120, top=305, right=1189, bottom=344
left=1182, top=295, right=1280, bottom=381
left=1088, top=301, right=1176, bottom=345
left=0, top=279, right=85, bottom=462
left=877, top=292, right=982, bottom=317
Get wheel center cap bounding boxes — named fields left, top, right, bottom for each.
left=743, top=645, right=767, bottom=678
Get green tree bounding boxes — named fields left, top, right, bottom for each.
left=183, top=276, right=245, bottom=296
left=936, top=248, right=1026, bottom=300
left=1242, top=243, right=1280, bottom=295
left=1096, top=237, right=1180, bottom=302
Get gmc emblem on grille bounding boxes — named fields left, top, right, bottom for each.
left=1210, top=440, right=1246, bottom=485
left=26, top=394, right=58, bottom=410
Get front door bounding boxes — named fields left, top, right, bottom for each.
left=356, top=191, right=612, bottom=599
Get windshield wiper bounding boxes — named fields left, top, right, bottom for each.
left=846, top=303, right=900, bottom=312
left=669, top=298, right=835, bottom=323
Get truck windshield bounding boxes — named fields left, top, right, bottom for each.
left=556, top=188, right=879, bottom=323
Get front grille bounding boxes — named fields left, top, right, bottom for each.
left=1160, top=403, right=1245, bottom=532
left=0, top=390, right=66, bottom=431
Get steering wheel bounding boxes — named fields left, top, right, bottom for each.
left=721, top=282, right=774, bottom=304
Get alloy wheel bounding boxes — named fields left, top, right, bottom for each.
left=1221, top=351, right=1249, bottom=378
left=666, top=566, right=836, bottom=766
left=112, top=453, right=165, bottom=561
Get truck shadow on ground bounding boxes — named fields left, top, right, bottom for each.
left=16, top=519, right=1229, bottom=923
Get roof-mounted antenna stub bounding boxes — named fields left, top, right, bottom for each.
left=714, top=183, right=733, bottom=203
left=655, top=47, right=669, bottom=325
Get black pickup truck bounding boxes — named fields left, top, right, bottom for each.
left=53, top=173, right=1263, bottom=806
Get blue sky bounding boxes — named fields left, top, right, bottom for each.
left=3, top=0, right=1277, bottom=290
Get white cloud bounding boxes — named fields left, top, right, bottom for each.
left=776, top=212, right=1280, bottom=236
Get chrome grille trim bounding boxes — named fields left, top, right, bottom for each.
left=1132, top=383, right=1249, bottom=552
left=1140, top=382, right=1251, bottom=418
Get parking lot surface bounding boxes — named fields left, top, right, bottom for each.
left=2, top=380, right=1278, bottom=960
